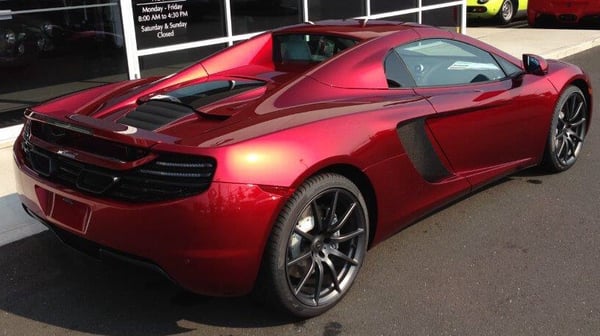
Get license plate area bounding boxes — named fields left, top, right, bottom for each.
left=50, top=195, right=91, bottom=233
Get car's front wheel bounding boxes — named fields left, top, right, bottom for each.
left=257, top=173, right=369, bottom=317
left=542, top=85, right=589, bottom=172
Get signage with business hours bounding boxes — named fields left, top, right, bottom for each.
left=133, top=0, right=189, bottom=49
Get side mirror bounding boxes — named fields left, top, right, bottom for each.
left=522, top=54, right=548, bottom=76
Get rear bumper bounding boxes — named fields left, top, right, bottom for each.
left=23, top=204, right=178, bottom=281
left=13, top=138, right=288, bottom=296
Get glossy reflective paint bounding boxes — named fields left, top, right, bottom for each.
left=420, top=75, right=556, bottom=186
left=14, top=144, right=287, bottom=295
left=13, top=20, right=593, bottom=297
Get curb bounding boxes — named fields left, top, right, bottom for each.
left=543, top=36, right=600, bottom=60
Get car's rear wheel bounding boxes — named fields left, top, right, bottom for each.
left=257, top=173, right=369, bottom=317
left=542, top=86, right=588, bottom=172
left=496, top=0, right=515, bottom=24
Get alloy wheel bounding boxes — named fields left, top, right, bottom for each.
left=553, top=90, right=587, bottom=167
left=285, top=187, right=367, bottom=307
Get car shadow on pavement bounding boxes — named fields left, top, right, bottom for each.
left=0, top=231, right=298, bottom=335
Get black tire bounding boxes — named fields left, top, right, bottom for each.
left=256, top=173, right=369, bottom=318
left=541, top=86, right=589, bottom=172
left=496, top=0, right=515, bottom=24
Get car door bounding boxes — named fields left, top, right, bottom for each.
left=393, top=38, right=555, bottom=188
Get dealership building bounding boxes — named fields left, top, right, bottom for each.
left=0, top=0, right=465, bottom=117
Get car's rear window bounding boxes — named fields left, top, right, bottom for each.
left=273, top=34, right=358, bottom=64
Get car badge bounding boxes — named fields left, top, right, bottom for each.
left=57, top=149, right=78, bottom=159
left=116, top=125, right=138, bottom=135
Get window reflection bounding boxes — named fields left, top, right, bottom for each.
left=379, top=13, right=419, bottom=23
left=371, top=0, right=417, bottom=14
left=231, top=0, right=301, bottom=35
left=0, top=0, right=118, bottom=11
left=308, top=0, right=364, bottom=21
left=422, top=7, right=460, bottom=27
left=140, top=43, right=225, bottom=77
left=0, top=2, right=127, bottom=114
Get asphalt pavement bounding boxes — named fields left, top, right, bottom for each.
left=1, top=23, right=600, bottom=335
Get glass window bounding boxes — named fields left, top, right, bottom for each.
left=384, top=51, right=415, bottom=88
left=370, top=0, right=417, bottom=14
left=273, top=34, right=357, bottom=64
left=422, top=0, right=455, bottom=5
left=395, top=39, right=506, bottom=87
left=231, top=0, right=302, bottom=35
left=308, top=0, right=364, bottom=21
left=132, top=0, right=225, bottom=50
left=0, top=3, right=127, bottom=116
left=0, top=0, right=118, bottom=11
left=422, top=6, right=460, bottom=27
left=376, top=13, right=418, bottom=23
left=140, top=43, right=226, bottom=77
left=494, top=56, right=523, bottom=77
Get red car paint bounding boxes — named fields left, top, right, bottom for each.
left=13, top=20, right=592, bottom=296
left=528, top=0, right=600, bottom=25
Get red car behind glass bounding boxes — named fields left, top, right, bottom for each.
left=528, top=0, right=600, bottom=26
left=13, top=20, right=592, bottom=317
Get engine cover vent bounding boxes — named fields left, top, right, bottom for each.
left=119, top=100, right=194, bottom=131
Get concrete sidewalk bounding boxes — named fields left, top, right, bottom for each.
left=469, top=26, right=600, bottom=59
left=0, top=140, right=45, bottom=246
left=1, top=26, right=600, bottom=247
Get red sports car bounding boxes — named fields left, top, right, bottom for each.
left=13, top=20, right=592, bottom=317
left=528, top=0, right=600, bottom=26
